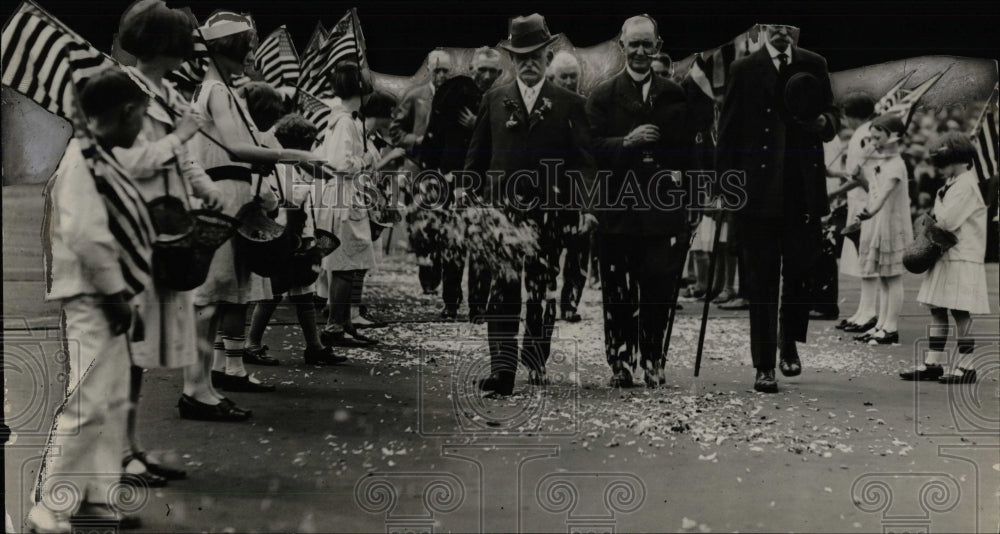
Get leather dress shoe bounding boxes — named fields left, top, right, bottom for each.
left=867, top=330, right=899, bottom=345
left=124, top=451, right=186, bottom=481
left=178, top=394, right=251, bottom=421
left=608, top=366, right=634, bottom=388
left=754, top=369, right=778, bottom=393
left=220, top=373, right=276, bottom=393
left=440, top=306, right=458, bottom=320
left=844, top=317, right=878, bottom=333
left=900, top=365, right=944, bottom=381
left=243, top=345, right=280, bottom=366
left=304, top=346, right=348, bottom=365
left=642, top=365, right=666, bottom=388
left=779, top=344, right=802, bottom=377
left=938, top=367, right=977, bottom=384
left=560, top=310, right=582, bottom=323
left=476, top=374, right=514, bottom=396
left=72, top=502, right=141, bottom=530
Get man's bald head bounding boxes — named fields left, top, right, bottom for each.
left=620, top=15, right=657, bottom=40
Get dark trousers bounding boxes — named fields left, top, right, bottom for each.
left=409, top=209, right=442, bottom=292
left=487, top=220, right=560, bottom=384
left=441, top=244, right=490, bottom=316
left=808, top=222, right=840, bottom=316
left=559, top=230, right=589, bottom=314
left=740, top=216, right=821, bottom=370
left=598, top=234, right=677, bottom=372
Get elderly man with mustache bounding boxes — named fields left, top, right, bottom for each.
left=464, top=13, right=595, bottom=396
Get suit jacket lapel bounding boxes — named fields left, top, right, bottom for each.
left=504, top=83, right=529, bottom=130
left=528, top=81, right=556, bottom=132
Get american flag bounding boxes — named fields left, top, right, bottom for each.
left=971, top=84, right=999, bottom=181
left=2, top=0, right=156, bottom=296
left=303, top=21, right=328, bottom=58
left=880, top=68, right=949, bottom=126
left=255, top=25, right=300, bottom=89
left=297, top=89, right=332, bottom=146
left=298, top=10, right=363, bottom=97
left=874, top=71, right=915, bottom=115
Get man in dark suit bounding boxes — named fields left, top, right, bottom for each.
left=464, top=13, right=595, bottom=396
left=394, top=49, right=454, bottom=295
left=715, top=24, right=839, bottom=393
left=422, top=47, right=504, bottom=321
left=586, top=15, right=691, bottom=388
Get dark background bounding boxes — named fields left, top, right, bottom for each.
left=2, top=0, right=998, bottom=76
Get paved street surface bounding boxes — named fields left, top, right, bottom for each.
left=4, top=183, right=999, bottom=533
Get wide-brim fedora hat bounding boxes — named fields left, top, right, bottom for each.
left=498, top=13, right=560, bottom=54
left=775, top=61, right=827, bottom=123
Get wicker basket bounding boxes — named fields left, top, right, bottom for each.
left=234, top=202, right=299, bottom=277
left=191, top=209, right=239, bottom=249
left=148, top=195, right=194, bottom=237
left=904, top=214, right=958, bottom=274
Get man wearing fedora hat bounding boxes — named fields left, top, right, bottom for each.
left=586, top=15, right=691, bottom=388
left=716, top=24, right=839, bottom=393
left=464, top=13, right=594, bottom=396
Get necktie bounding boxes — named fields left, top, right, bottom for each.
left=777, top=52, right=789, bottom=72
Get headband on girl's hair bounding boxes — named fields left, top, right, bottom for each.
left=198, top=11, right=253, bottom=40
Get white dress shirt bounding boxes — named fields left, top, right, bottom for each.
left=625, top=65, right=653, bottom=102
left=764, top=40, right=793, bottom=71
left=516, top=77, right=545, bottom=112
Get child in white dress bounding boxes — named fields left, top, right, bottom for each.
left=902, top=132, right=990, bottom=384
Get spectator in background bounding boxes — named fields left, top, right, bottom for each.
left=651, top=53, right=673, bottom=79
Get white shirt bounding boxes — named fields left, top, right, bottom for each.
left=764, top=40, right=793, bottom=71
left=46, top=139, right=127, bottom=300
left=625, top=65, right=653, bottom=102
left=516, top=77, right=545, bottom=112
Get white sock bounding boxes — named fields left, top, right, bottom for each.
left=223, top=336, right=247, bottom=377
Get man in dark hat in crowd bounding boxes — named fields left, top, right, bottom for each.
left=465, top=13, right=595, bottom=396
left=586, top=14, right=691, bottom=388
left=716, top=24, right=839, bottom=393
left=422, top=46, right=504, bottom=320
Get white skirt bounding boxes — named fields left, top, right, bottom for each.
left=691, top=216, right=727, bottom=252
left=917, top=259, right=991, bottom=313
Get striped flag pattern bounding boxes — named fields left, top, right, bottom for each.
left=297, top=89, right=332, bottom=146
left=971, top=85, right=999, bottom=181
left=255, top=25, right=299, bottom=89
left=2, top=1, right=113, bottom=121
left=299, top=11, right=362, bottom=97
left=874, top=71, right=916, bottom=115
left=2, top=0, right=155, bottom=296
left=881, top=68, right=948, bottom=126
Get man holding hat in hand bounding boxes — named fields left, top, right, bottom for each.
left=464, top=13, right=595, bottom=396
left=715, top=24, right=839, bottom=393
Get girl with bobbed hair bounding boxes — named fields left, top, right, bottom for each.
left=902, top=132, right=990, bottom=384
left=112, top=0, right=238, bottom=487
left=187, top=11, right=318, bottom=406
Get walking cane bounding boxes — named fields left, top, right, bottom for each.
left=662, top=218, right=699, bottom=360
left=694, top=210, right=725, bottom=377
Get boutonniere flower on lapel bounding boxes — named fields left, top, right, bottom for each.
left=529, top=97, right=553, bottom=124
left=503, top=97, right=521, bottom=129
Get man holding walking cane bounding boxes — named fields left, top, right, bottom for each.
left=715, top=24, right=839, bottom=392
left=586, top=14, right=692, bottom=388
